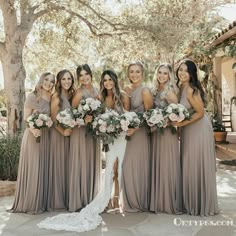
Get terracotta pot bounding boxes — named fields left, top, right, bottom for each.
left=214, top=131, right=227, bottom=142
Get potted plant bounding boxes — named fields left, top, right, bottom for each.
left=212, top=118, right=227, bottom=142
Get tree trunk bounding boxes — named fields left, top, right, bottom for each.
left=2, top=49, right=26, bottom=135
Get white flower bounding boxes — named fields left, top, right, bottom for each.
left=99, top=124, right=107, bottom=133
left=169, top=113, right=178, bottom=121
left=28, top=121, right=34, bottom=128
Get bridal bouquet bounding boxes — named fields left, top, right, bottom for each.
left=164, top=103, right=190, bottom=122
left=119, top=111, right=143, bottom=140
left=75, top=97, right=105, bottom=130
left=91, top=109, right=121, bottom=152
left=56, top=108, right=76, bottom=129
left=76, top=97, right=104, bottom=118
left=72, top=108, right=85, bottom=127
left=26, top=111, right=53, bottom=142
left=163, top=103, right=191, bottom=133
left=143, top=108, right=167, bottom=134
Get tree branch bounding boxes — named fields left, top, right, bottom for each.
left=0, top=0, right=18, bottom=36
left=77, top=0, right=126, bottom=30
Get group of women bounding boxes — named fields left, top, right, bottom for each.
left=10, top=59, right=219, bottom=228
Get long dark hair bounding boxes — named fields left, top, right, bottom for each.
left=100, top=70, right=123, bottom=110
left=55, top=69, right=75, bottom=108
left=176, top=60, right=205, bottom=104
left=76, top=64, right=93, bottom=82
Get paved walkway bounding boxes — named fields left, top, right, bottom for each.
left=0, top=146, right=236, bottom=236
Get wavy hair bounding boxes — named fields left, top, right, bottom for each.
left=55, top=69, right=76, bottom=109
left=100, top=70, right=124, bottom=112
left=33, top=72, right=55, bottom=101
left=152, top=63, right=179, bottom=96
left=176, top=59, right=205, bottom=104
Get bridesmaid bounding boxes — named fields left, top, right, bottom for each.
left=68, top=64, right=101, bottom=212
left=149, top=63, right=182, bottom=214
left=173, top=59, right=218, bottom=216
left=121, top=61, right=153, bottom=212
left=10, top=72, right=55, bottom=214
left=99, top=70, right=130, bottom=211
left=47, top=69, right=75, bottom=211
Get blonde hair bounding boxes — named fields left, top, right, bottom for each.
left=33, top=72, right=55, bottom=101
left=152, top=63, right=178, bottom=96
left=127, top=61, right=144, bottom=83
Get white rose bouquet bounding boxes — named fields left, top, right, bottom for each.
left=76, top=97, right=104, bottom=118
left=119, top=111, right=143, bottom=140
left=26, top=111, right=53, bottom=142
left=163, top=103, right=191, bottom=133
left=143, top=108, right=167, bottom=134
left=91, top=109, right=121, bottom=152
left=74, top=97, right=105, bottom=131
left=56, top=108, right=76, bottom=129
left=72, top=108, right=85, bottom=127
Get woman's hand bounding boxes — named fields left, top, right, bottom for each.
left=150, top=126, right=157, bottom=133
left=84, top=115, right=93, bottom=125
left=30, top=128, right=41, bottom=138
left=171, top=121, right=184, bottom=127
left=63, top=128, right=72, bottom=136
left=126, top=128, right=137, bottom=136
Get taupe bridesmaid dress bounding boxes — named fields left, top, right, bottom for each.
left=10, top=93, right=51, bottom=214
left=149, top=90, right=182, bottom=214
left=47, top=95, right=71, bottom=211
left=68, top=86, right=101, bottom=212
left=121, top=85, right=151, bottom=212
left=180, top=86, right=218, bottom=216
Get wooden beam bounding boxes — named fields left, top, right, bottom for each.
left=209, top=27, right=236, bottom=48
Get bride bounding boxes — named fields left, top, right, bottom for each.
left=38, top=70, right=130, bottom=232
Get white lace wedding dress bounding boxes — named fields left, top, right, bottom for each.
left=37, top=133, right=127, bottom=233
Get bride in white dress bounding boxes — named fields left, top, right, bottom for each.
left=38, top=70, right=130, bottom=232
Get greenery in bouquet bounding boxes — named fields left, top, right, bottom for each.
left=143, top=108, right=167, bottom=135
left=120, top=111, right=144, bottom=140
left=91, top=109, right=121, bottom=152
left=163, top=103, right=191, bottom=134
left=56, top=108, right=76, bottom=129
left=26, top=111, right=53, bottom=142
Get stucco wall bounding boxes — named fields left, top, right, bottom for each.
left=221, top=57, right=236, bottom=114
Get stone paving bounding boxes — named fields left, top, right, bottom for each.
left=0, top=147, right=235, bottom=236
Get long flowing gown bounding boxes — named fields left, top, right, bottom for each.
left=149, top=91, right=182, bottom=214
left=68, top=86, right=101, bottom=212
left=37, top=105, right=127, bottom=232
left=180, top=86, right=218, bottom=216
left=120, top=85, right=151, bottom=212
left=10, top=93, right=51, bottom=214
left=47, top=95, right=71, bottom=211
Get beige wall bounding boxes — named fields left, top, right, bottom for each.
left=221, top=57, right=236, bottom=114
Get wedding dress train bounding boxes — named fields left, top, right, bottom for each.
left=37, top=133, right=127, bottom=232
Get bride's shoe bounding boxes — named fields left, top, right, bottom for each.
left=106, top=196, right=120, bottom=214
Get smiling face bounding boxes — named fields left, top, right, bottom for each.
left=42, top=74, right=55, bottom=92
left=177, top=63, right=190, bottom=84
left=128, top=64, right=143, bottom=84
left=157, top=66, right=170, bottom=85
left=103, top=74, right=115, bottom=90
left=61, top=72, right=73, bottom=91
left=79, top=69, right=92, bottom=86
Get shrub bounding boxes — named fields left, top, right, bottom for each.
left=0, top=108, right=7, bottom=117
left=212, top=119, right=226, bottom=132
left=0, top=134, right=22, bottom=181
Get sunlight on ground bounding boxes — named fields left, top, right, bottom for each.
left=0, top=209, right=10, bottom=234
